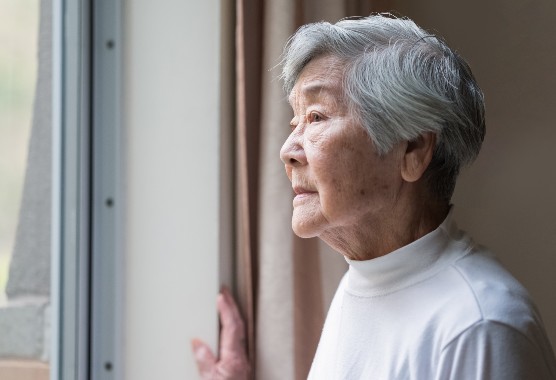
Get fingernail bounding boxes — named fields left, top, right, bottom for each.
left=217, top=292, right=225, bottom=303
left=191, top=340, right=206, bottom=358
left=191, top=339, right=201, bottom=351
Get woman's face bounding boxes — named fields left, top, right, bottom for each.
left=280, top=55, right=404, bottom=239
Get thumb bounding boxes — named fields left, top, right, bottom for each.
left=191, top=338, right=217, bottom=378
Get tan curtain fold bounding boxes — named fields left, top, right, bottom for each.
left=293, top=237, right=324, bottom=380
left=235, top=0, right=263, bottom=374
left=235, top=1, right=394, bottom=379
left=232, top=0, right=262, bottom=369
left=257, top=1, right=298, bottom=377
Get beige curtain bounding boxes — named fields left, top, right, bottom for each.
left=236, top=1, right=393, bottom=379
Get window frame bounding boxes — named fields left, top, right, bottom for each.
left=52, top=0, right=123, bottom=378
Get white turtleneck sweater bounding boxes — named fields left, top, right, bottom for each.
left=308, top=212, right=556, bottom=379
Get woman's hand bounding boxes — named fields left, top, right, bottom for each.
left=191, top=288, right=250, bottom=380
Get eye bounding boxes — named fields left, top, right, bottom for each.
left=308, top=112, right=323, bottom=123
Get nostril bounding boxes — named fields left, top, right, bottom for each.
left=280, top=137, right=305, bottom=166
left=289, top=157, right=300, bottom=165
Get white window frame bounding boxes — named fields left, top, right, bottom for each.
left=52, top=0, right=123, bottom=378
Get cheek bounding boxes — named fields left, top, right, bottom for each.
left=305, top=125, right=389, bottom=204
left=312, top=150, right=366, bottom=212
left=318, top=145, right=369, bottom=192
left=285, top=165, right=292, bottom=181
left=316, top=149, right=388, bottom=211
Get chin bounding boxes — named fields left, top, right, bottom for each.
left=292, top=219, right=322, bottom=239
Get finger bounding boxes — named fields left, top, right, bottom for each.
left=220, top=287, right=244, bottom=326
left=217, top=289, right=246, bottom=359
left=191, top=338, right=216, bottom=378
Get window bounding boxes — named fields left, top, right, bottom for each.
left=1, top=1, right=232, bottom=378
left=0, top=0, right=50, bottom=378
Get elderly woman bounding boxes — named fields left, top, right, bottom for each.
left=193, top=15, right=556, bottom=379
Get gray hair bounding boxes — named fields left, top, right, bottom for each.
left=281, top=14, right=486, bottom=202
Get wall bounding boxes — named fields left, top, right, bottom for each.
left=123, top=1, right=231, bottom=379
left=394, top=0, right=556, bottom=347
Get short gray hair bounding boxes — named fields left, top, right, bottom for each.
left=281, top=14, right=486, bottom=202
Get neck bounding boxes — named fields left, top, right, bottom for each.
left=320, top=191, right=449, bottom=261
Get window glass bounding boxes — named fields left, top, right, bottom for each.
left=0, top=0, right=51, bottom=378
left=0, top=0, right=39, bottom=304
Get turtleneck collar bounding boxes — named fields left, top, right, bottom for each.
left=344, top=208, right=472, bottom=297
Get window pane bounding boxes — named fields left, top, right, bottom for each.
left=0, top=0, right=51, bottom=378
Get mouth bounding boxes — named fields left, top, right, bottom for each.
left=293, top=186, right=317, bottom=195
left=292, top=186, right=317, bottom=205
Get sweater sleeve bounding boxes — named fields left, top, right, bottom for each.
left=434, top=320, right=556, bottom=380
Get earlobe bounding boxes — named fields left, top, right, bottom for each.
left=401, top=132, right=436, bottom=183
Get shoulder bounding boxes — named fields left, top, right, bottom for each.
left=452, top=247, right=540, bottom=333
left=430, top=245, right=556, bottom=378
left=439, top=248, right=556, bottom=378
left=420, top=244, right=552, bottom=353
left=436, top=318, right=556, bottom=379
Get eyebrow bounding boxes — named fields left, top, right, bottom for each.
left=288, top=82, right=337, bottom=105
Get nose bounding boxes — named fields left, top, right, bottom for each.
left=280, top=129, right=306, bottom=167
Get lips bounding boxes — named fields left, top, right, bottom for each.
left=293, top=186, right=317, bottom=195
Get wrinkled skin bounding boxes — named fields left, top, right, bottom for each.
left=191, top=288, right=250, bottom=380
left=280, top=55, right=442, bottom=260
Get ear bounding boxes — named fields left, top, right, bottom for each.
left=401, top=132, right=436, bottom=183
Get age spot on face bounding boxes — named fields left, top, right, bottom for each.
left=332, top=178, right=343, bottom=193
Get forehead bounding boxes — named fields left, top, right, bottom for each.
left=288, top=55, right=346, bottom=105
